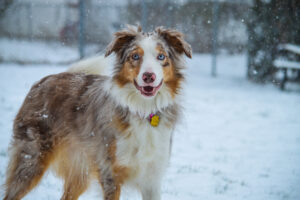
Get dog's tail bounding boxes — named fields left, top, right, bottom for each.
left=67, top=54, right=114, bottom=76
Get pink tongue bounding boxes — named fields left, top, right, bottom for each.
left=143, top=86, right=154, bottom=92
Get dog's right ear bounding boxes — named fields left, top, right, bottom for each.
left=156, top=27, right=192, bottom=59
left=105, top=25, right=141, bottom=57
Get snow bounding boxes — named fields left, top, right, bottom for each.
left=0, top=38, right=79, bottom=64
left=0, top=54, right=300, bottom=200
left=274, top=43, right=300, bottom=70
left=274, top=59, right=300, bottom=70
left=278, top=44, right=300, bottom=55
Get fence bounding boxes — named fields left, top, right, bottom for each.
left=0, top=0, right=251, bottom=73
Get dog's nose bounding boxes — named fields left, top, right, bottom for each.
left=142, top=72, right=156, bottom=83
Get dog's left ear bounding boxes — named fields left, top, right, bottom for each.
left=156, top=27, right=192, bottom=58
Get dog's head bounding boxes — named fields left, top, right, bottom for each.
left=106, top=25, right=192, bottom=116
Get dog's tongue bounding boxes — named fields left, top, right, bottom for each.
left=143, top=86, right=154, bottom=92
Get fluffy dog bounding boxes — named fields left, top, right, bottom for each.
left=3, top=25, right=192, bottom=200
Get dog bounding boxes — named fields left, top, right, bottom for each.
left=3, top=25, right=192, bottom=200
left=68, top=54, right=114, bottom=76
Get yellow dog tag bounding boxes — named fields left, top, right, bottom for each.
left=150, top=114, right=159, bottom=127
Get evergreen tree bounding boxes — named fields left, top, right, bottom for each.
left=0, top=0, right=14, bottom=18
left=247, top=0, right=300, bottom=82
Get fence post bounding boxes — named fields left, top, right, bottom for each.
left=166, top=0, right=171, bottom=28
left=141, top=0, right=148, bottom=31
left=78, top=0, right=85, bottom=59
left=211, top=0, right=219, bottom=77
left=27, top=3, right=33, bottom=40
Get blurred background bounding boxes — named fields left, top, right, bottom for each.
left=1, top=0, right=299, bottom=86
left=0, top=0, right=300, bottom=200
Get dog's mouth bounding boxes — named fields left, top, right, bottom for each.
left=134, top=80, right=163, bottom=97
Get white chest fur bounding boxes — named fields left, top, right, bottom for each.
left=116, top=114, right=173, bottom=186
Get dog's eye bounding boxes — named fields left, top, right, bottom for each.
left=132, top=54, right=140, bottom=60
left=157, top=54, right=165, bottom=61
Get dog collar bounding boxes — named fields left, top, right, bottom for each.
left=149, top=113, right=160, bottom=127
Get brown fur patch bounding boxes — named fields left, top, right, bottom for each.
left=112, top=115, right=129, bottom=133
left=156, top=27, right=192, bottom=58
left=113, top=46, right=144, bottom=87
left=105, top=25, right=141, bottom=58
left=4, top=141, right=55, bottom=200
left=108, top=140, right=130, bottom=185
left=156, top=45, right=184, bottom=98
left=164, top=65, right=183, bottom=98
left=52, top=139, right=95, bottom=200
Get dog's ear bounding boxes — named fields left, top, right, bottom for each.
left=105, top=25, right=141, bottom=57
left=156, top=27, right=192, bottom=58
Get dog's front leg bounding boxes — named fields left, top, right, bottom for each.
left=98, top=171, right=121, bottom=200
left=141, top=183, right=161, bottom=200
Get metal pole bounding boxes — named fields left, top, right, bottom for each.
left=211, top=0, right=219, bottom=77
left=78, top=0, right=85, bottom=59
left=141, top=0, right=147, bottom=31
left=166, top=0, right=170, bottom=28
left=27, top=3, right=33, bottom=40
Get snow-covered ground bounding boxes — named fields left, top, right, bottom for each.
left=0, top=53, right=300, bottom=200
left=0, top=38, right=79, bottom=64
left=0, top=38, right=99, bottom=64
